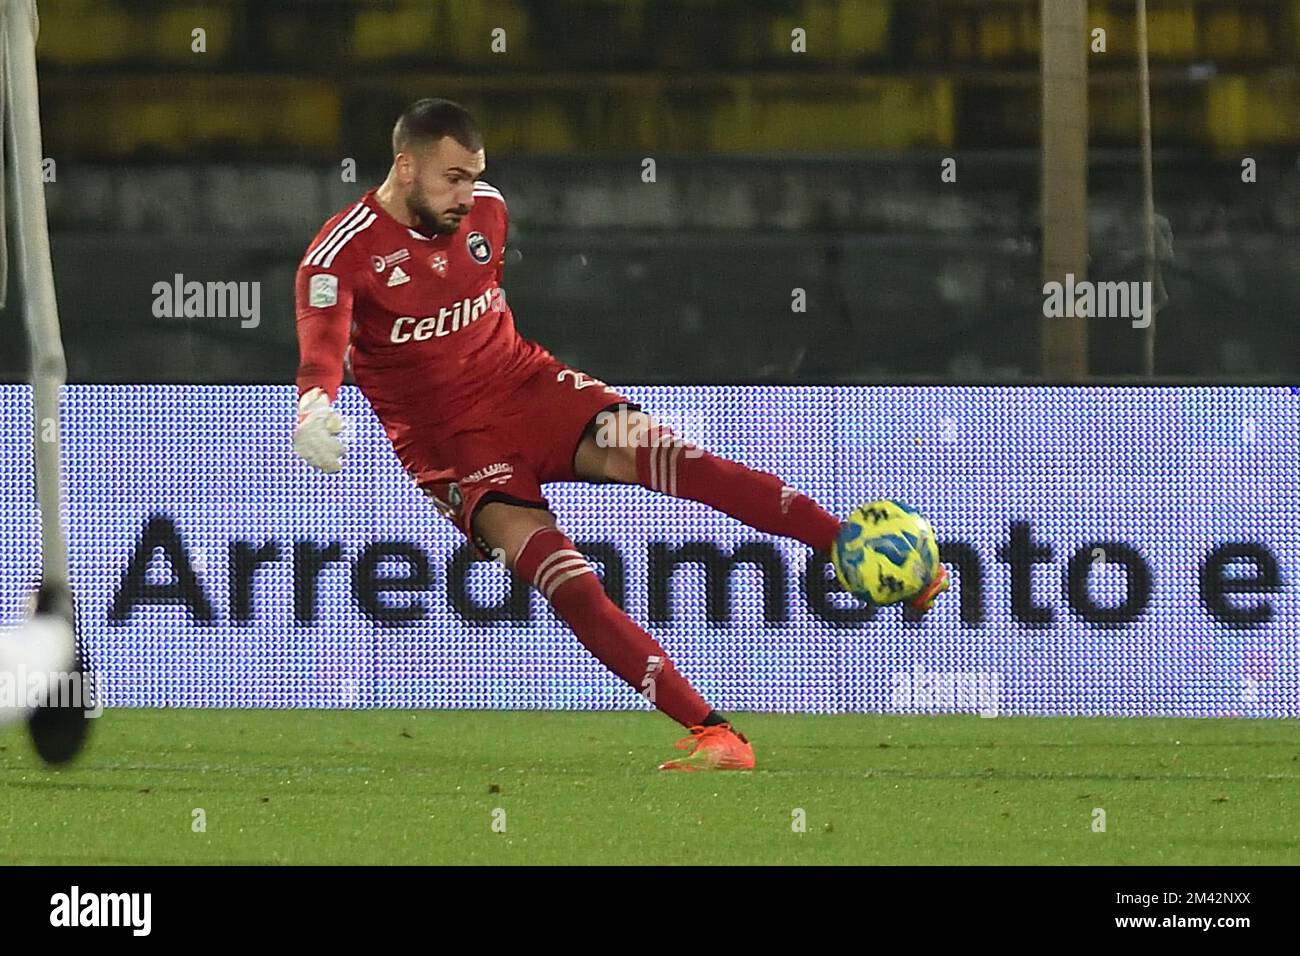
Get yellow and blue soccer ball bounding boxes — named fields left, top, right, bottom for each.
left=831, top=499, right=940, bottom=606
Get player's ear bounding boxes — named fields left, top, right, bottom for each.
left=393, top=150, right=416, bottom=183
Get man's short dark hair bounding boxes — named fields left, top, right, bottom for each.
left=392, top=98, right=483, bottom=156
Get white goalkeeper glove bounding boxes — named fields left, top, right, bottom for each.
left=293, top=387, right=347, bottom=473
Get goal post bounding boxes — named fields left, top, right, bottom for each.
left=4, top=0, right=71, bottom=606
left=2, top=0, right=90, bottom=764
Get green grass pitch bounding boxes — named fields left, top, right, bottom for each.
left=1, top=710, right=1296, bottom=865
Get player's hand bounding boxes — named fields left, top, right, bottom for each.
left=293, top=387, right=346, bottom=473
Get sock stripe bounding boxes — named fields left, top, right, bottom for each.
left=542, top=563, right=593, bottom=600
left=648, top=434, right=659, bottom=491
left=667, top=444, right=682, bottom=496
left=536, top=553, right=590, bottom=597
left=534, top=548, right=584, bottom=585
left=651, top=427, right=676, bottom=494
left=658, top=428, right=674, bottom=492
left=537, top=553, right=584, bottom=585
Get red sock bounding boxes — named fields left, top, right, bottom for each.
left=514, top=526, right=712, bottom=728
left=634, top=425, right=841, bottom=552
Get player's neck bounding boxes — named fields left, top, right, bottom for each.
left=374, top=179, right=417, bottom=228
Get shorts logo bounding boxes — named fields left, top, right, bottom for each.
left=466, top=231, right=492, bottom=265
left=462, top=461, right=513, bottom=486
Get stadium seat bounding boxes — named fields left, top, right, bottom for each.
left=36, top=0, right=233, bottom=66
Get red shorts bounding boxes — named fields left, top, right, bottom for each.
left=386, top=358, right=638, bottom=557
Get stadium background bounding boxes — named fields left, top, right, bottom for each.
left=1, top=0, right=1297, bottom=718
left=6, top=0, right=1299, bottom=384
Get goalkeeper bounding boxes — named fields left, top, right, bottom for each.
left=293, top=99, right=948, bottom=771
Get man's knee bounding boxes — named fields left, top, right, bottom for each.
left=598, top=443, right=639, bottom=485
left=575, top=408, right=654, bottom=485
left=471, top=501, right=557, bottom=570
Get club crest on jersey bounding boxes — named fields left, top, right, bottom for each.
left=429, top=252, right=448, bottom=278
left=466, top=231, right=492, bottom=265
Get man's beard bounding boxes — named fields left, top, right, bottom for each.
left=408, top=195, right=466, bottom=235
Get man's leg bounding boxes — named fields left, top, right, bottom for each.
left=471, top=500, right=722, bottom=730
left=573, top=408, right=842, bottom=553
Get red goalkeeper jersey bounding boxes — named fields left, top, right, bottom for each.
left=294, top=183, right=551, bottom=440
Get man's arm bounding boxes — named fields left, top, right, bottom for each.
left=295, top=269, right=354, bottom=402
left=292, top=267, right=354, bottom=472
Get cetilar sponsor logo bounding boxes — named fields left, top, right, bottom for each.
left=389, top=287, right=505, bottom=343
left=50, top=886, right=151, bottom=936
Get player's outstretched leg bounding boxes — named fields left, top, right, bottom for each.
left=473, top=502, right=754, bottom=772
left=575, top=410, right=842, bottom=554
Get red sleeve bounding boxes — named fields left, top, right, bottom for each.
left=294, top=262, right=356, bottom=403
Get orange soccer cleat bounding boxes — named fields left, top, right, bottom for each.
left=907, top=563, right=951, bottom=616
left=658, top=723, right=756, bottom=772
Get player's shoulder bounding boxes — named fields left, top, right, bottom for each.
left=473, top=179, right=506, bottom=206
left=300, top=195, right=380, bottom=272
left=471, top=181, right=508, bottom=244
left=473, top=180, right=507, bottom=215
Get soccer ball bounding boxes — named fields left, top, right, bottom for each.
left=831, top=499, right=940, bottom=606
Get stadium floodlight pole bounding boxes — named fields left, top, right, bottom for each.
left=1136, top=0, right=1157, bottom=375
left=4, top=0, right=69, bottom=602
left=1039, top=0, right=1089, bottom=379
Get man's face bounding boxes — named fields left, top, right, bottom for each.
left=403, top=137, right=486, bottom=235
